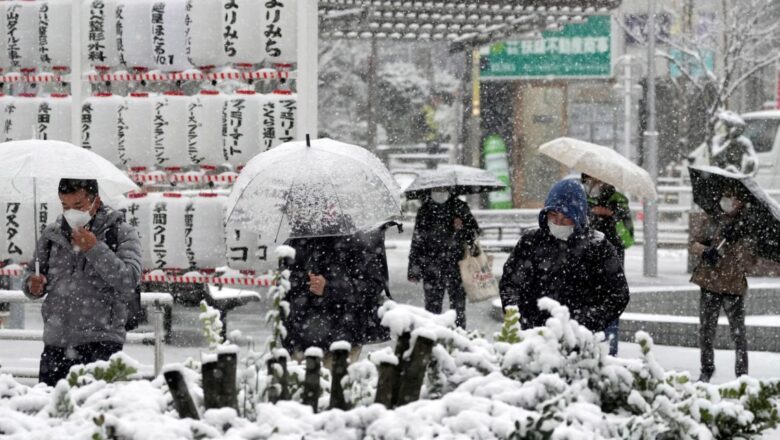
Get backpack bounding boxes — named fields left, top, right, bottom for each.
left=104, top=222, right=144, bottom=331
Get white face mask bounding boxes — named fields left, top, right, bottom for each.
left=548, top=220, right=574, bottom=241
left=719, top=197, right=737, bottom=214
left=63, top=199, right=95, bottom=229
left=430, top=191, right=450, bottom=204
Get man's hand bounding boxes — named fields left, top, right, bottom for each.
left=408, top=277, right=420, bottom=283
left=28, top=274, right=47, bottom=297
left=453, top=217, right=464, bottom=230
left=72, top=227, right=98, bottom=252
left=308, top=273, right=327, bottom=296
left=591, top=206, right=614, bottom=217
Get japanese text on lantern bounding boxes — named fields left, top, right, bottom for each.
left=152, top=203, right=168, bottom=268
left=264, top=0, right=284, bottom=57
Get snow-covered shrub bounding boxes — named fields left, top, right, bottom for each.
left=198, top=301, right=223, bottom=350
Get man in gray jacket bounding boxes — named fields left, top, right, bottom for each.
left=23, top=179, right=142, bottom=386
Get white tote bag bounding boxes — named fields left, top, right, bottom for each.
left=458, top=243, right=499, bottom=303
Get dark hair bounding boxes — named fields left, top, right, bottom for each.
left=58, top=179, right=99, bottom=198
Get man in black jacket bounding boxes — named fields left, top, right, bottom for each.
left=408, top=190, right=479, bottom=328
left=499, top=179, right=629, bottom=333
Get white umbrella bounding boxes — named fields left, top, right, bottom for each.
left=226, top=137, right=402, bottom=243
left=538, top=137, right=658, bottom=200
left=403, top=164, right=506, bottom=200
left=0, top=139, right=138, bottom=272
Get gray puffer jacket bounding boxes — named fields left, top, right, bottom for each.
left=22, top=205, right=143, bottom=347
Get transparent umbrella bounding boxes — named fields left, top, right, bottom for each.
left=225, top=138, right=402, bottom=243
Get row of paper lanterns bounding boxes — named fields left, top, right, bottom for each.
left=0, top=0, right=297, bottom=72
left=0, top=193, right=274, bottom=274
left=0, top=90, right=298, bottom=170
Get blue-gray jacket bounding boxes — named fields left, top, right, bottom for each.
left=22, top=205, right=143, bottom=347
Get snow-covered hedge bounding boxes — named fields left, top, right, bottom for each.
left=1, top=299, right=779, bottom=439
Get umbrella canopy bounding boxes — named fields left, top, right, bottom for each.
left=403, top=164, right=506, bottom=200
left=689, top=165, right=780, bottom=261
left=226, top=138, right=402, bottom=242
left=0, top=139, right=138, bottom=204
left=538, top=137, right=657, bottom=200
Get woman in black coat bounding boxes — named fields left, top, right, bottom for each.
left=408, top=190, right=479, bottom=328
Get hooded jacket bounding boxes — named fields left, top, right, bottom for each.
left=499, top=179, right=629, bottom=332
left=22, top=205, right=143, bottom=347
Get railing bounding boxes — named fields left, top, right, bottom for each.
left=0, top=291, right=173, bottom=380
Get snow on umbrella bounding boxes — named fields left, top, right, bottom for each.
left=689, top=165, right=780, bottom=261
left=225, top=137, right=402, bottom=242
left=403, top=164, right=506, bottom=200
left=538, top=137, right=658, bottom=200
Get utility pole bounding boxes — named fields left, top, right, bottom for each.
left=643, top=0, right=659, bottom=277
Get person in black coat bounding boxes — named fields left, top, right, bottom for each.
left=408, top=190, right=479, bottom=328
left=281, top=233, right=385, bottom=356
left=499, top=179, right=629, bottom=333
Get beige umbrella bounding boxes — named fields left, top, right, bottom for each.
left=538, top=137, right=658, bottom=200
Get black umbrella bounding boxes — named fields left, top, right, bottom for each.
left=688, top=165, right=780, bottom=261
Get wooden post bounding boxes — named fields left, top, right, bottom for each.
left=201, top=360, right=221, bottom=410
left=163, top=370, right=200, bottom=420
left=390, top=332, right=411, bottom=406
left=216, top=352, right=238, bottom=410
left=266, top=358, right=280, bottom=403
left=374, top=361, right=398, bottom=408
left=302, top=354, right=321, bottom=411
left=277, top=352, right=291, bottom=401
left=396, top=335, right=435, bottom=406
left=329, top=347, right=350, bottom=410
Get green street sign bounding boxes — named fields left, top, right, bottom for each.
left=481, top=16, right=612, bottom=79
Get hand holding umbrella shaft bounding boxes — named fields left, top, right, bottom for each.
left=308, top=273, right=327, bottom=296
left=28, top=274, right=47, bottom=297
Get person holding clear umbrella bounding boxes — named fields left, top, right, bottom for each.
left=407, top=189, right=480, bottom=328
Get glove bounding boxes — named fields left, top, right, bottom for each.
left=701, top=247, right=720, bottom=266
left=722, top=222, right=744, bottom=242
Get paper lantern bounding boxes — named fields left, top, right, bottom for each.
left=222, top=0, right=263, bottom=66
left=82, top=0, right=119, bottom=69
left=119, top=192, right=156, bottom=270
left=39, top=0, right=72, bottom=68
left=188, top=90, right=226, bottom=169
left=185, top=0, right=225, bottom=68
left=152, top=91, right=191, bottom=170
left=37, top=94, right=71, bottom=142
left=5, top=1, right=40, bottom=70
left=152, top=0, right=191, bottom=71
left=222, top=90, right=261, bottom=169
left=0, top=4, right=8, bottom=71
left=119, top=92, right=155, bottom=171
left=4, top=95, right=40, bottom=141
left=81, top=93, right=122, bottom=166
left=224, top=227, right=267, bottom=273
left=116, top=0, right=154, bottom=69
left=149, top=192, right=189, bottom=270
left=0, top=200, right=60, bottom=265
left=260, top=0, right=297, bottom=65
left=187, top=193, right=227, bottom=270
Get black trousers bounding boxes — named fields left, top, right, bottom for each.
left=39, top=341, right=123, bottom=386
left=699, top=289, right=748, bottom=377
left=423, top=271, right=466, bottom=328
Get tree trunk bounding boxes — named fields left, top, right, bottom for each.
left=329, top=348, right=350, bottom=410
left=374, top=360, right=397, bottom=408
left=216, top=352, right=238, bottom=410
left=396, top=335, right=435, bottom=406
left=302, top=355, right=322, bottom=412
left=163, top=370, right=200, bottom=419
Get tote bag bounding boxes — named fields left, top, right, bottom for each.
left=458, top=243, right=499, bottom=303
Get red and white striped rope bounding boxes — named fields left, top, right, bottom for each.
left=0, top=267, right=274, bottom=287
left=129, top=173, right=239, bottom=184
left=0, top=73, right=63, bottom=83
left=86, top=70, right=293, bottom=83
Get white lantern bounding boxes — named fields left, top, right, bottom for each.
left=222, top=90, right=261, bottom=169
left=0, top=200, right=59, bottom=265
left=119, top=192, right=156, bottom=270
left=188, top=90, right=226, bottom=169
left=185, top=0, right=225, bottom=68
left=152, top=0, right=191, bottom=72
left=149, top=192, right=189, bottom=270
left=39, top=0, right=71, bottom=68
left=37, top=94, right=71, bottom=142
left=7, top=1, right=41, bottom=70
left=152, top=91, right=191, bottom=170
left=272, top=90, right=297, bottom=148
left=0, top=3, right=8, bottom=71
left=187, top=193, right=227, bottom=270
left=119, top=92, right=155, bottom=171
left=225, top=227, right=267, bottom=273
left=116, top=0, right=154, bottom=69
left=260, top=0, right=297, bottom=65
left=222, top=0, right=264, bottom=66
left=4, top=95, right=40, bottom=141
left=258, top=93, right=276, bottom=151
left=82, top=0, right=119, bottom=69
left=81, top=93, right=122, bottom=166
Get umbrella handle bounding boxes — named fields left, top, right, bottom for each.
left=716, top=239, right=727, bottom=251
left=35, top=259, right=40, bottom=276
